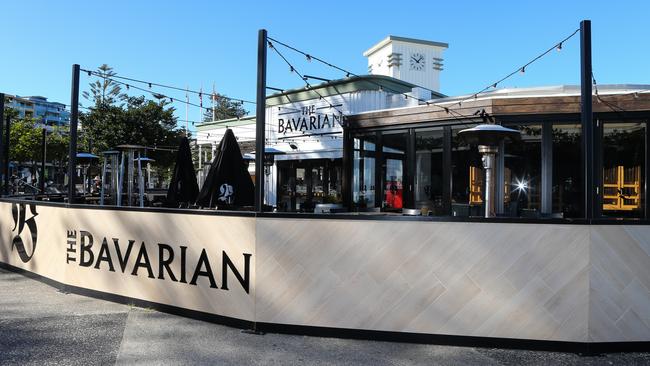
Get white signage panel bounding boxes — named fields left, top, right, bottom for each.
left=0, top=202, right=256, bottom=321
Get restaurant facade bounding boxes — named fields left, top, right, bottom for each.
left=196, top=35, right=448, bottom=212
left=196, top=75, right=444, bottom=211
left=341, top=85, right=650, bottom=220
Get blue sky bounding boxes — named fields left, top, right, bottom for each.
left=2, top=0, right=649, bottom=128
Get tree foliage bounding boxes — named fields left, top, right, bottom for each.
left=81, top=64, right=126, bottom=106
left=80, top=95, right=185, bottom=183
left=202, top=94, right=247, bottom=122
left=8, top=118, right=42, bottom=163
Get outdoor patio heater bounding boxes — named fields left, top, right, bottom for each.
left=458, top=122, right=520, bottom=218
left=100, top=150, right=120, bottom=206
left=116, top=145, right=146, bottom=207
left=76, top=152, right=99, bottom=195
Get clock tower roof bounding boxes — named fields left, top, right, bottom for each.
left=363, top=35, right=448, bottom=57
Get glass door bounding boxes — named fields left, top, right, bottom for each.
left=381, top=132, right=408, bottom=210
left=384, top=158, right=404, bottom=209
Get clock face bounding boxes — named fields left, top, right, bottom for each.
left=409, top=52, right=425, bottom=71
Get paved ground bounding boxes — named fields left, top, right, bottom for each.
left=1, top=268, right=650, bottom=365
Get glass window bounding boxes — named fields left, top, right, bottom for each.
left=415, top=128, right=444, bottom=215
left=552, top=123, right=583, bottom=218
left=277, top=159, right=342, bottom=212
left=311, top=166, right=324, bottom=205
left=295, top=167, right=307, bottom=211
left=382, top=131, right=407, bottom=210
left=451, top=125, right=482, bottom=217
left=277, top=163, right=294, bottom=212
left=352, top=134, right=377, bottom=209
left=503, top=125, right=542, bottom=217
left=602, top=122, right=645, bottom=218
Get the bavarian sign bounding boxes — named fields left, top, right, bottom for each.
left=275, top=103, right=344, bottom=137
left=0, top=202, right=255, bottom=320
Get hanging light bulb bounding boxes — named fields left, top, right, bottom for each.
left=306, top=54, right=312, bottom=62
left=148, top=83, right=152, bottom=88
left=289, top=66, right=295, bottom=73
left=492, top=83, right=497, bottom=88
left=556, top=42, right=563, bottom=51
left=520, top=66, right=526, bottom=74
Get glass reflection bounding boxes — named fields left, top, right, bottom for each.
left=552, top=123, right=582, bottom=218
left=451, top=125, right=482, bottom=217
left=602, top=122, right=645, bottom=218
left=504, top=125, right=542, bottom=217
left=381, top=132, right=407, bottom=210
left=353, top=134, right=377, bottom=209
left=415, top=128, right=444, bottom=215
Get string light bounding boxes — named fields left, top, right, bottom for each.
left=592, top=71, right=627, bottom=114
left=81, top=68, right=255, bottom=105
left=443, top=27, right=580, bottom=108
left=94, top=75, right=212, bottom=112
left=267, top=41, right=346, bottom=117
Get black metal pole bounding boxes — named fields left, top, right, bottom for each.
left=0, top=93, right=4, bottom=195
left=40, top=128, right=46, bottom=194
left=254, top=29, right=267, bottom=212
left=4, top=115, right=11, bottom=196
left=580, top=20, right=593, bottom=219
left=68, top=64, right=80, bottom=203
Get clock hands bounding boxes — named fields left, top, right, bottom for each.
left=411, top=55, right=423, bottom=65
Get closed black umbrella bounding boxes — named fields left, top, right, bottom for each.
left=166, top=137, right=199, bottom=207
left=196, top=129, right=254, bottom=208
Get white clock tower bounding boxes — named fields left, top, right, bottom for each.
left=363, top=36, right=448, bottom=92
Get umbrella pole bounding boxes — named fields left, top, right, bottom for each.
left=117, top=152, right=124, bottom=206
left=100, top=158, right=106, bottom=205
left=138, top=152, right=144, bottom=207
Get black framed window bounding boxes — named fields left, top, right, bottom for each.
left=601, top=121, right=646, bottom=218
left=415, top=128, right=445, bottom=215
left=277, top=159, right=343, bottom=212
left=352, top=134, right=377, bottom=209
left=451, top=125, right=482, bottom=217
left=503, top=125, right=543, bottom=217
left=346, top=115, right=648, bottom=221
left=552, top=123, right=583, bottom=218
left=380, top=131, right=408, bottom=210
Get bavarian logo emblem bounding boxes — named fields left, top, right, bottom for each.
left=11, top=203, right=38, bottom=263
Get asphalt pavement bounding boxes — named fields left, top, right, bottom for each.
left=1, top=267, right=650, bottom=365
